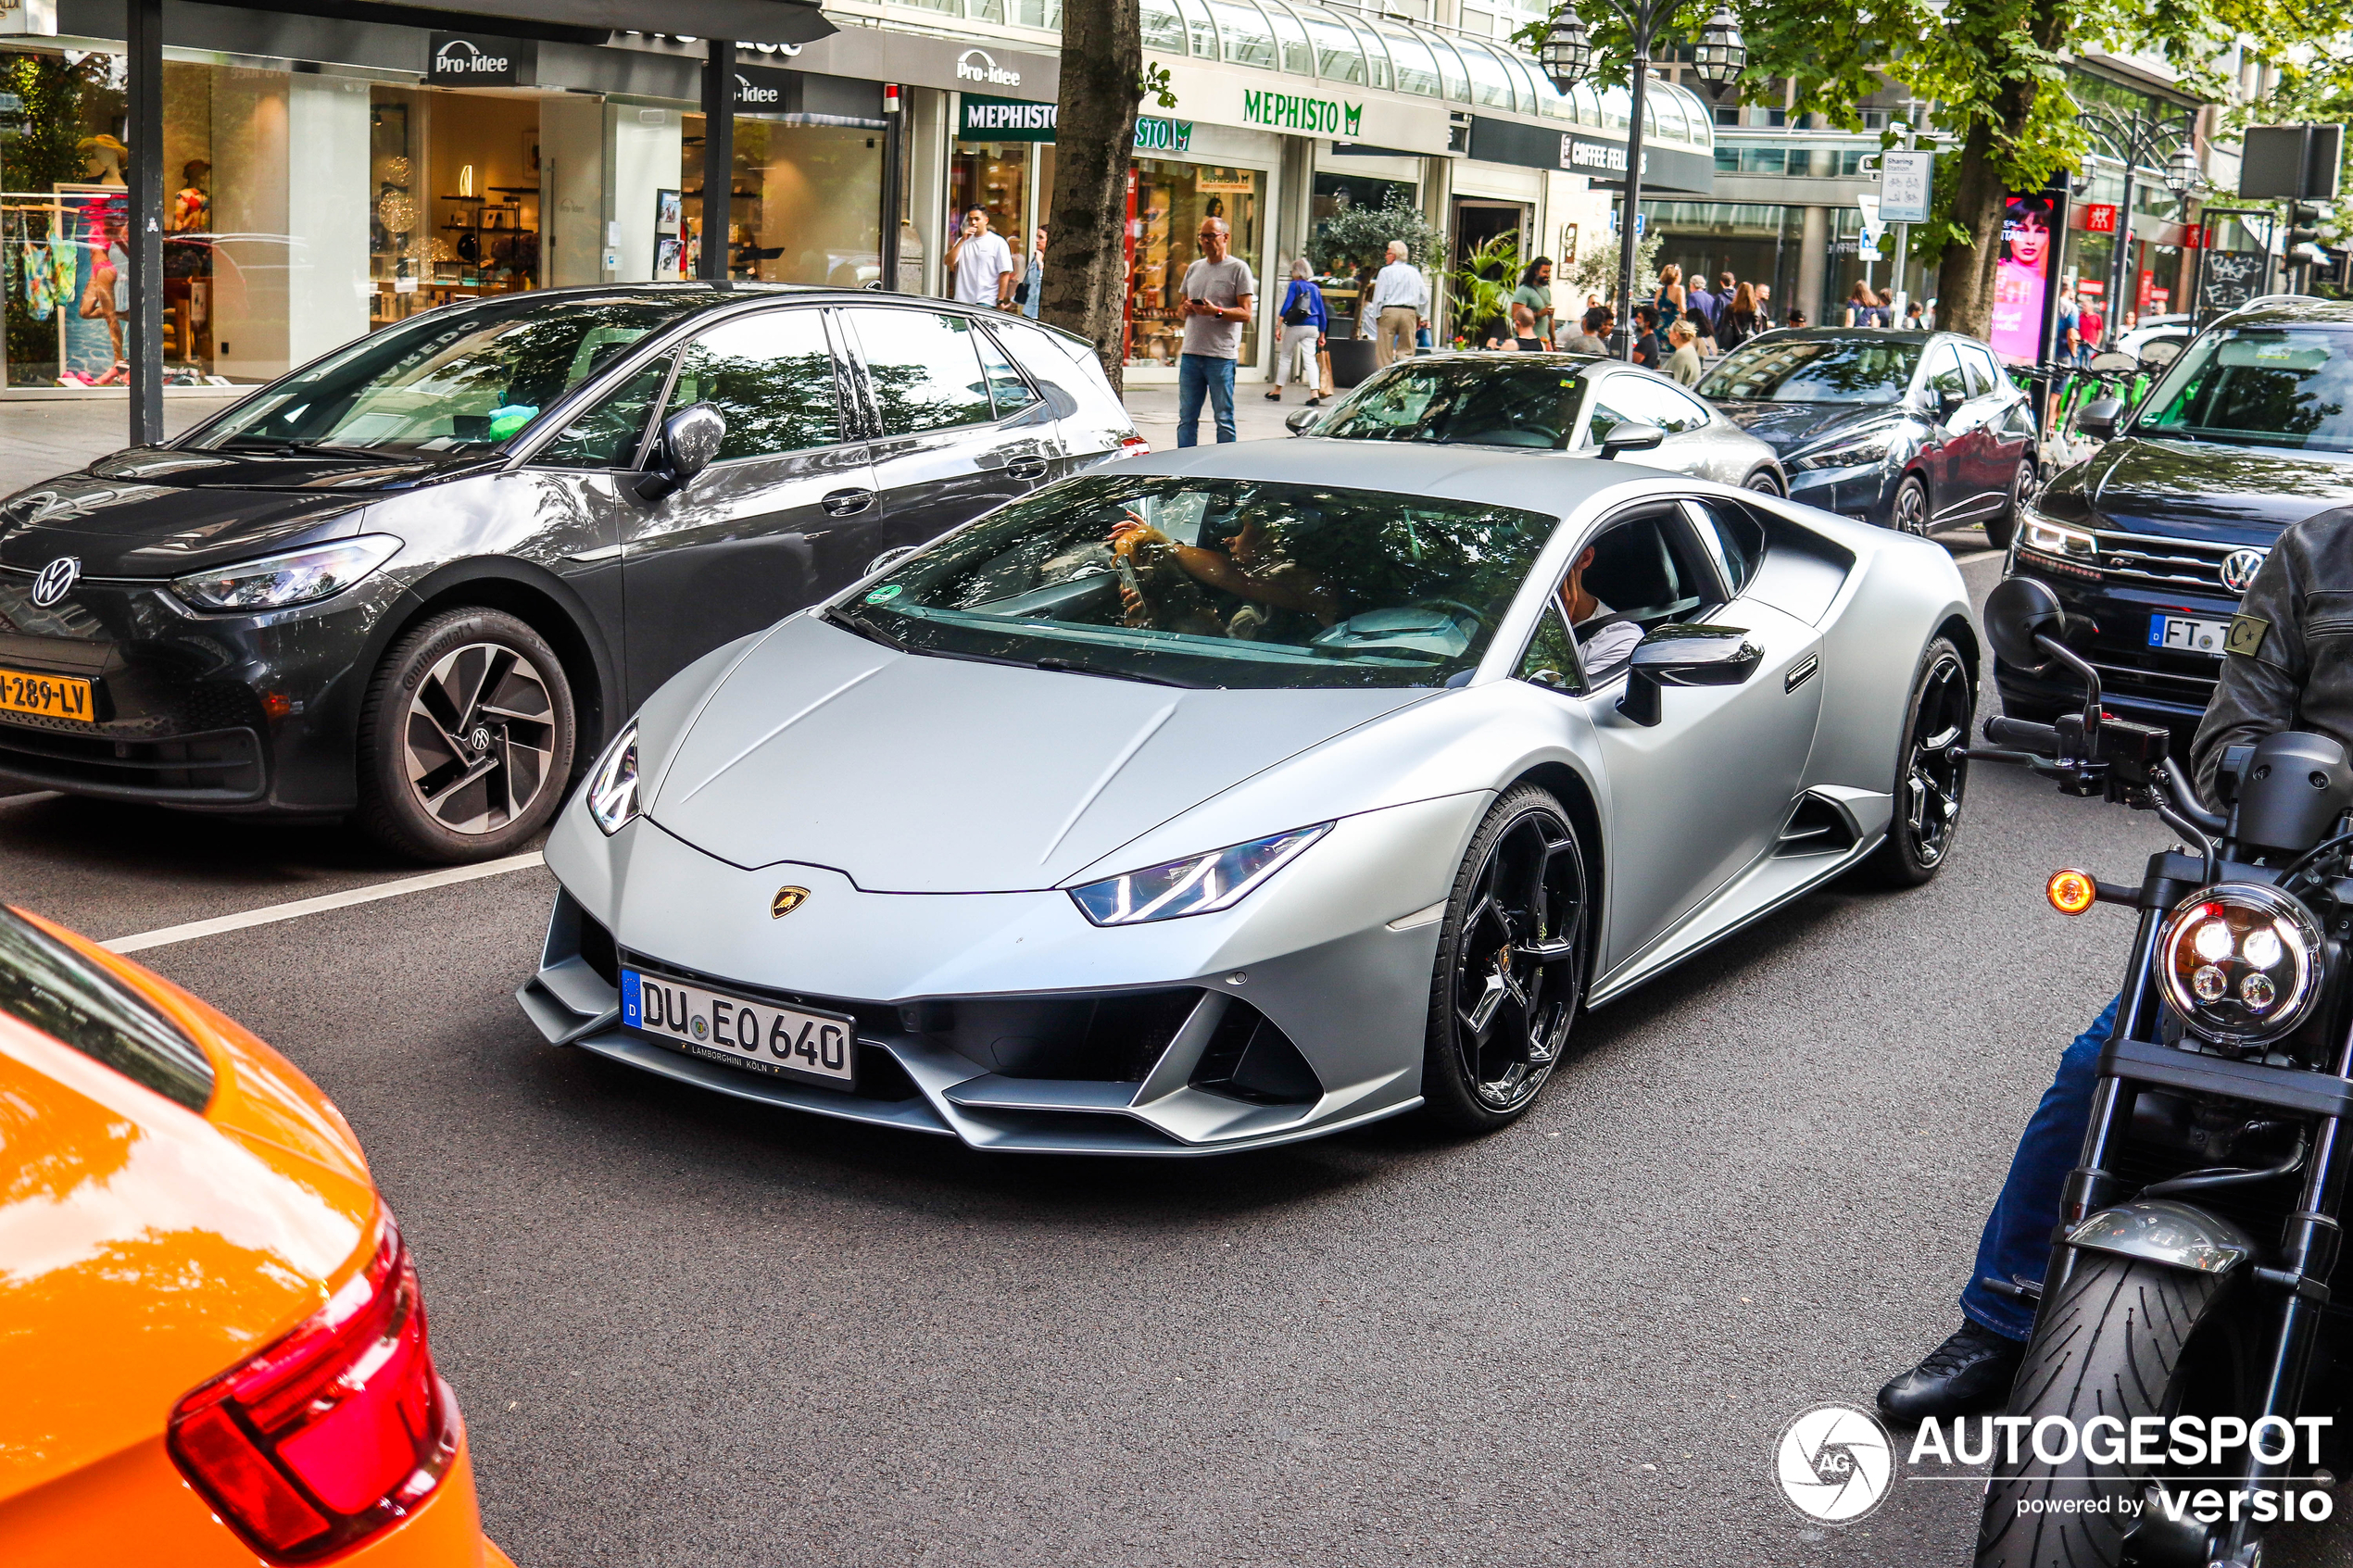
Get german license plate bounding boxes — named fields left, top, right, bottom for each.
left=621, top=969, right=855, bottom=1087
left=0, top=666, right=93, bottom=721
left=2149, top=613, right=2229, bottom=656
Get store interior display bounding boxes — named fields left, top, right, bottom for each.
left=1126, top=160, right=1263, bottom=368
left=681, top=114, right=881, bottom=288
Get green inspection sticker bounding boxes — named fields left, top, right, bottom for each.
left=864, top=584, right=902, bottom=604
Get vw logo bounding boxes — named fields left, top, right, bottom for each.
left=29, top=556, right=80, bottom=608
left=2221, top=547, right=2269, bottom=595
left=469, top=725, right=493, bottom=754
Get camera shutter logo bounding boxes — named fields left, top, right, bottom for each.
left=30, top=556, right=80, bottom=608
left=2221, top=547, right=2268, bottom=595
left=1775, top=1403, right=1894, bottom=1523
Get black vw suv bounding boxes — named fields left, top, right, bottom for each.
left=1996, top=296, right=2353, bottom=733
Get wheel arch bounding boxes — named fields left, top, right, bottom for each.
left=1506, top=759, right=1604, bottom=959
left=1937, top=611, right=1981, bottom=696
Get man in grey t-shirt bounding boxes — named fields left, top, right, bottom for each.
left=1176, top=217, right=1255, bottom=446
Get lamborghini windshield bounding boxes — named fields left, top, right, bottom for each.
left=1698, top=335, right=1921, bottom=404
left=1317, top=359, right=1592, bottom=448
left=839, top=473, right=1558, bottom=690
left=2134, top=327, right=2353, bottom=451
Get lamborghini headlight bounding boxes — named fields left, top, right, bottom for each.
left=585, top=721, right=640, bottom=835
left=170, top=534, right=403, bottom=611
left=2156, top=883, right=2325, bottom=1047
left=1068, top=822, right=1332, bottom=926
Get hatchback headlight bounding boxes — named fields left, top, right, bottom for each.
left=1068, top=823, right=1332, bottom=926
left=2018, top=506, right=2096, bottom=559
left=1787, top=432, right=1894, bottom=472
left=2155, top=883, right=2325, bottom=1047
left=585, top=721, right=641, bottom=835
left=170, top=534, right=402, bottom=612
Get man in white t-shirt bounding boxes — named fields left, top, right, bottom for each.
left=947, top=205, right=1015, bottom=309
left=1560, top=544, right=1642, bottom=676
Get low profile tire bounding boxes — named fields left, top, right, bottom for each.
left=1744, top=469, right=1784, bottom=496
left=1891, top=472, right=1931, bottom=536
left=1983, top=458, right=2034, bottom=552
left=1976, top=1254, right=2242, bottom=1568
left=1420, top=784, right=1589, bottom=1134
left=1859, top=636, right=1971, bottom=888
left=356, top=608, right=576, bottom=863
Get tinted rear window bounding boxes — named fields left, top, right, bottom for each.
left=0, top=909, right=212, bottom=1110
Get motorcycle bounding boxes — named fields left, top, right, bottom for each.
left=1969, top=575, right=2353, bottom=1567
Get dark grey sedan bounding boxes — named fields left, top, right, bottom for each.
left=0, top=284, right=1140, bottom=860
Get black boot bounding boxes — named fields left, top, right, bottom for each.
left=1876, top=1322, right=2027, bottom=1424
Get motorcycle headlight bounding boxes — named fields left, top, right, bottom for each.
left=585, top=721, right=641, bottom=835
left=2156, top=883, right=2326, bottom=1047
left=169, top=534, right=403, bottom=612
left=1068, top=822, right=1332, bottom=926
left=1787, top=432, right=1894, bottom=473
left=2017, top=505, right=2096, bottom=560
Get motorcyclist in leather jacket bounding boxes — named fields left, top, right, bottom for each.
left=1879, top=508, right=2353, bottom=1424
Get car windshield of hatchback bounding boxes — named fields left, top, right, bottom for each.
left=2134, top=326, right=2353, bottom=452
left=182, top=297, right=692, bottom=457
left=1316, top=360, right=1590, bottom=448
left=835, top=473, right=1558, bottom=691
left=1698, top=336, right=1922, bottom=404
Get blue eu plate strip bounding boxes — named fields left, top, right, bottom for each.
left=2147, top=612, right=2165, bottom=648
left=620, top=969, right=642, bottom=1029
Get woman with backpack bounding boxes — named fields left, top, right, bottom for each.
left=1718, top=282, right=1760, bottom=353
left=1268, top=257, right=1330, bottom=404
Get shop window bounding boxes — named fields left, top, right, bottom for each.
left=684, top=118, right=882, bottom=288
left=950, top=142, right=1030, bottom=270
left=1127, top=160, right=1263, bottom=370
left=975, top=329, right=1041, bottom=416
left=845, top=308, right=997, bottom=434
left=535, top=357, right=673, bottom=470
left=667, top=309, right=845, bottom=461
left=1742, top=147, right=1786, bottom=174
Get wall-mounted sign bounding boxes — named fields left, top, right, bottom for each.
left=1194, top=167, right=1257, bottom=194
left=1134, top=117, right=1193, bottom=153
left=954, top=47, right=1025, bottom=90
left=2081, top=202, right=2118, bottom=234
left=960, top=94, right=1057, bottom=142
left=428, top=32, right=534, bottom=87
left=732, top=61, right=797, bottom=111
left=1878, top=148, right=1933, bottom=223
left=1241, top=88, right=1361, bottom=137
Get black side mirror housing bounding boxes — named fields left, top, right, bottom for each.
left=1984, top=575, right=2069, bottom=672
left=634, top=401, right=727, bottom=503
left=1617, top=623, right=1763, bottom=725
left=1934, top=388, right=1965, bottom=423
left=1286, top=408, right=1323, bottom=435
left=2076, top=397, right=2123, bottom=440
left=1596, top=420, right=1667, bottom=459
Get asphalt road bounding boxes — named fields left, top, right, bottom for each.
left=18, top=546, right=2350, bottom=1567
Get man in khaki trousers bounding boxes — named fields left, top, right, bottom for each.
left=1365, top=239, right=1428, bottom=368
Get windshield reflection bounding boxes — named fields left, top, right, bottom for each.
left=2135, top=327, right=2353, bottom=452
left=1318, top=359, right=1593, bottom=448
left=1698, top=336, right=1921, bottom=404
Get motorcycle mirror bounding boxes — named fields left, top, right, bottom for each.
left=1985, top=576, right=2068, bottom=673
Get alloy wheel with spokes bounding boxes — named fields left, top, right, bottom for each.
left=1860, top=637, right=1971, bottom=887
left=1424, top=785, right=1588, bottom=1131
left=1891, top=474, right=1931, bottom=536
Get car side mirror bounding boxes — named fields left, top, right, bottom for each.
left=2075, top=397, right=2123, bottom=440
left=1617, top=623, right=1762, bottom=725
left=1934, top=388, right=1964, bottom=423
left=1286, top=408, right=1323, bottom=435
left=1983, top=574, right=2069, bottom=672
left=634, top=401, right=726, bottom=502
left=1595, top=420, right=1666, bottom=459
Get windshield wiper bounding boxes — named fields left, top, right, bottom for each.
left=1031, top=656, right=1202, bottom=687
left=822, top=606, right=906, bottom=650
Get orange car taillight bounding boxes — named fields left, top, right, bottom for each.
left=168, top=1213, right=459, bottom=1562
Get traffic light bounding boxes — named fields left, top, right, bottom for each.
left=2289, top=201, right=2331, bottom=251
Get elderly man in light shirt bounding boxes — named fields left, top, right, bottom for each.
left=1365, top=239, right=1428, bottom=368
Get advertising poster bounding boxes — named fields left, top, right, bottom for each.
left=1990, top=192, right=2055, bottom=363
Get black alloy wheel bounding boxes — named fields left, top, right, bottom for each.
left=1744, top=470, right=1783, bottom=496
left=1859, top=636, right=1971, bottom=888
left=1423, top=785, right=1588, bottom=1132
left=356, top=607, right=577, bottom=863
left=1891, top=473, right=1931, bottom=537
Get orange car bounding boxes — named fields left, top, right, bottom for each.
left=0, top=907, right=511, bottom=1566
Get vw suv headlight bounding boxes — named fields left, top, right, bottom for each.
left=2155, top=883, right=2325, bottom=1047
left=170, top=534, right=403, bottom=612
left=2018, top=505, right=2096, bottom=560
left=585, top=721, right=641, bottom=835
left=1068, top=823, right=1332, bottom=926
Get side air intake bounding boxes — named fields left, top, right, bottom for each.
left=1773, top=793, right=1860, bottom=858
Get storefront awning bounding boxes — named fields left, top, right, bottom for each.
left=1466, top=114, right=1714, bottom=195
left=197, top=0, right=836, bottom=48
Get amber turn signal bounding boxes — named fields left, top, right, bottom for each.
left=2047, top=869, right=2098, bottom=916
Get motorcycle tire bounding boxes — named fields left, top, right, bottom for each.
left=1857, top=635, right=1972, bottom=888
left=1419, top=784, right=1588, bottom=1134
left=1976, top=1253, right=2238, bottom=1568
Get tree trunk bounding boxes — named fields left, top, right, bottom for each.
left=1935, top=119, right=2007, bottom=340
left=1040, top=0, right=1140, bottom=391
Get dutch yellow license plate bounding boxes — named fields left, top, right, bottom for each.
left=0, top=667, right=94, bottom=721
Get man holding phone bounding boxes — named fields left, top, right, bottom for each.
left=947, top=204, right=1015, bottom=309
left=1176, top=216, right=1255, bottom=446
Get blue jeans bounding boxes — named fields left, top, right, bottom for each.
left=1959, top=995, right=2120, bottom=1342
left=1176, top=353, right=1237, bottom=446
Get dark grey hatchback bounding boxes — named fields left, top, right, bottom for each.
left=0, top=285, right=1140, bottom=860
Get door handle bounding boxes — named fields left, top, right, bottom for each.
left=820, top=488, right=875, bottom=517
left=1006, top=458, right=1050, bottom=482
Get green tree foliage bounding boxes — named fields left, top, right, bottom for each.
left=1451, top=231, right=1521, bottom=339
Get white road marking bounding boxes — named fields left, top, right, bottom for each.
left=104, top=851, right=547, bottom=954
left=1951, top=548, right=2002, bottom=565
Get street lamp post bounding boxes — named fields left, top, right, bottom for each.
left=2075, top=104, right=2198, bottom=338
left=1541, top=3, right=1743, bottom=360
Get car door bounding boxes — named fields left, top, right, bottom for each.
left=1577, top=372, right=1728, bottom=480
left=840, top=306, right=1056, bottom=558
left=619, top=306, right=877, bottom=708
left=1917, top=340, right=1973, bottom=517
left=1961, top=341, right=2032, bottom=490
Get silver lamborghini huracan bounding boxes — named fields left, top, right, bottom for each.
left=518, top=443, right=1976, bottom=1155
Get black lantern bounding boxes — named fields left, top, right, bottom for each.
left=1692, top=5, right=1745, bottom=92
left=1539, top=11, right=1593, bottom=94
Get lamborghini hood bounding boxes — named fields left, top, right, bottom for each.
left=648, top=615, right=1430, bottom=893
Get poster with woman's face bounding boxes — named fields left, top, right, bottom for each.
left=1990, top=195, right=2054, bottom=363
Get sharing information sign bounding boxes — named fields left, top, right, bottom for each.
left=1879, top=149, right=1934, bottom=224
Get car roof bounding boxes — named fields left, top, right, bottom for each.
left=1114, top=439, right=1673, bottom=517
left=403, top=281, right=1100, bottom=352
left=1745, top=327, right=1938, bottom=345
left=2222, top=295, right=2353, bottom=330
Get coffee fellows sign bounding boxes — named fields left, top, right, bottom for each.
left=1241, top=88, right=1362, bottom=137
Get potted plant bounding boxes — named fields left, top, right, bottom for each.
left=1308, top=191, right=1442, bottom=387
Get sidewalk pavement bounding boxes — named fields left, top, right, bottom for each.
left=0, top=379, right=1307, bottom=493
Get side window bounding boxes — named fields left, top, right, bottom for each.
left=1587, top=374, right=1706, bottom=438
left=1515, top=600, right=1582, bottom=693
left=1925, top=343, right=1967, bottom=397
left=665, top=309, right=843, bottom=461
left=975, top=328, right=1041, bottom=417
left=1570, top=513, right=1722, bottom=631
left=0, top=909, right=213, bottom=1110
left=534, top=357, right=673, bottom=470
left=844, top=308, right=996, bottom=435
left=1963, top=344, right=2003, bottom=397
left=1682, top=497, right=1768, bottom=596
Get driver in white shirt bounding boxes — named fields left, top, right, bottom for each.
left=1559, top=545, right=1643, bottom=677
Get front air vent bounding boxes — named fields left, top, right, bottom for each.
left=1774, top=794, right=1858, bottom=858
left=1189, top=1000, right=1322, bottom=1106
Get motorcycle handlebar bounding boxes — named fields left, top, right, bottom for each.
left=1982, top=715, right=2063, bottom=758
